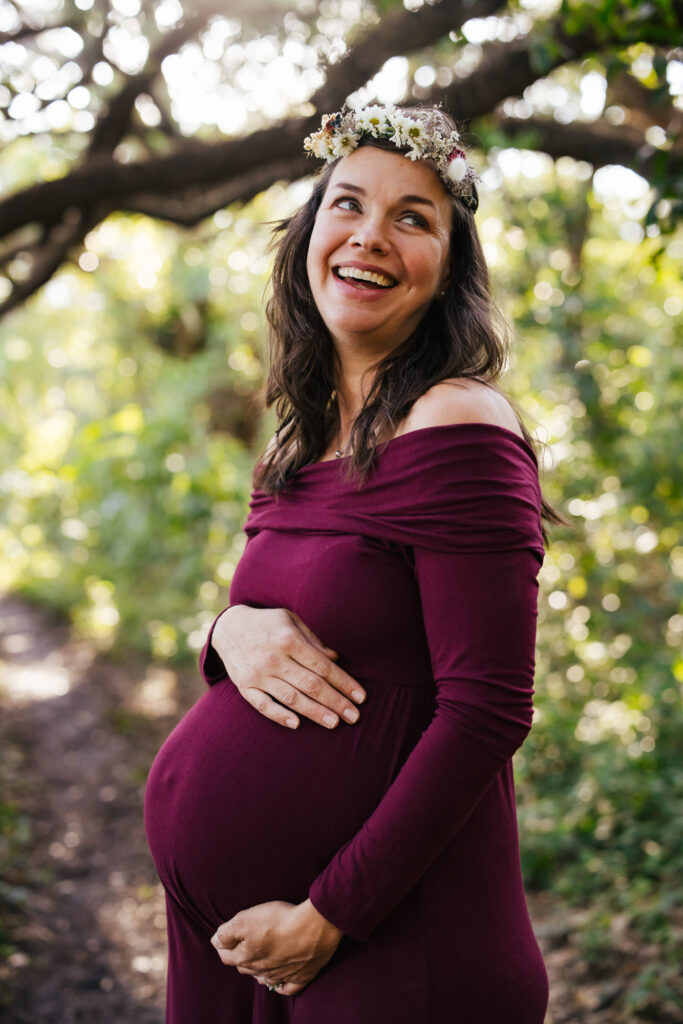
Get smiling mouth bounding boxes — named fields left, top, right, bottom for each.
left=333, top=266, right=397, bottom=290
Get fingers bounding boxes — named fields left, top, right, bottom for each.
left=288, top=611, right=339, bottom=659
left=214, top=605, right=367, bottom=729
left=304, top=648, right=366, bottom=707
left=275, top=674, right=348, bottom=729
left=283, top=644, right=366, bottom=718
left=242, top=688, right=301, bottom=730
left=243, top=656, right=367, bottom=731
left=287, top=614, right=366, bottom=703
left=251, top=955, right=328, bottom=995
left=241, top=682, right=341, bottom=731
left=284, top=621, right=366, bottom=702
left=212, top=943, right=327, bottom=997
left=211, top=928, right=241, bottom=952
left=247, top=672, right=355, bottom=731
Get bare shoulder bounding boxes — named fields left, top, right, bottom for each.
left=397, top=378, right=523, bottom=440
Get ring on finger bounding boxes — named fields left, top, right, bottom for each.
left=259, top=976, right=283, bottom=991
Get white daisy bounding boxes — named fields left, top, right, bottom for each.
left=355, top=106, right=388, bottom=137
left=385, top=114, right=407, bottom=147
left=403, top=120, right=427, bottom=148
left=332, top=132, right=360, bottom=158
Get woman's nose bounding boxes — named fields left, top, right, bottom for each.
left=349, top=216, right=390, bottom=252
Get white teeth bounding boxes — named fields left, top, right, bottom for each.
left=337, top=266, right=395, bottom=288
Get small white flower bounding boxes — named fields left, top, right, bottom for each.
left=332, top=132, right=360, bottom=158
left=305, top=132, right=335, bottom=159
left=403, top=120, right=427, bottom=147
left=385, top=118, right=406, bottom=148
left=355, top=106, right=388, bottom=136
left=389, top=114, right=414, bottom=142
left=447, top=156, right=467, bottom=182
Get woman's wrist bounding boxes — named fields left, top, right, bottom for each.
left=213, top=604, right=244, bottom=642
left=296, top=898, right=344, bottom=948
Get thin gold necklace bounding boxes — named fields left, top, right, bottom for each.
left=334, top=425, right=352, bottom=458
left=330, top=389, right=351, bottom=458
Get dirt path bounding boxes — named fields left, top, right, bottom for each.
left=0, top=594, right=186, bottom=1022
left=0, top=594, right=666, bottom=1023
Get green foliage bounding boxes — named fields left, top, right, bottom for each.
left=487, top=160, right=682, bottom=1011
left=528, top=22, right=576, bottom=76
left=0, top=201, right=280, bottom=664
left=560, top=0, right=681, bottom=43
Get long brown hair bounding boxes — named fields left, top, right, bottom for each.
left=253, top=107, right=568, bottom=544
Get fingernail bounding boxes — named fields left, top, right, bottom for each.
left=343, top=707, right=359, bottom=723
left=286, top=717, right=298, bottom=729
left=323, top=714, right=337, bottom=728
left=352, top=690, right=365, bottom=703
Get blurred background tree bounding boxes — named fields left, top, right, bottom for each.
left=1, top=0, right=681, bottom=1020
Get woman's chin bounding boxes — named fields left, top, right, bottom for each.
left=326, top=320, right=394, bottom=347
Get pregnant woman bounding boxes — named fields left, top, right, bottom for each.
left=144, top=104, right=563, bottom=1023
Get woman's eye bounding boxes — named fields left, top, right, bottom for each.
left=335, top=196, right=361, bottom=212
left=332, top=198, right=426, bottom=228
left=401, top=211, right=427, bottom=228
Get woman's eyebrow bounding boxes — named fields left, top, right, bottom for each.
left=331, top=182, right=436, bottom=209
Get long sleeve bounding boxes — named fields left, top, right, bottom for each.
left=198, top=607, right=231, bottom=686
left=307, top=541, right=541, bottom=941
left=230, top=422, right=545, bottom=942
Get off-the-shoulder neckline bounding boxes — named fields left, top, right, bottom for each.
left=300, top=420, right=536, bottom=470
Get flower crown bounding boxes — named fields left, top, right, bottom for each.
left=303, top=103, right=480, bottom=212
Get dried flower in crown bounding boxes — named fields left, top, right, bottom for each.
left=303, top=103, right=479, bottom=211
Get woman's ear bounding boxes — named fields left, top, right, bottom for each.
left=437, top=255, right=452, bottom=299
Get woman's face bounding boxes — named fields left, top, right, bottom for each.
left=306, top=145, right=452, bottom=357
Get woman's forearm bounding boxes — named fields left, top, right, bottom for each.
left=307, top=545, right=541, bottom=941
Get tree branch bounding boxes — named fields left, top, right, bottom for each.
left=491, top=114, right=660, bottom=170
left=87, top=0, right=228, bottom=156
left=432, top=11, right=682, bottom=124
left=0, top=15, right=81, bottom=45
left=311, top=0, right=505, bottom=113
left=607, top=66, right=681, bottom=135
left=0, top=0, right=515, bottom=237
left=0, top=205, right=107, bottom=319
left=119, top=154, right=314, bottom=225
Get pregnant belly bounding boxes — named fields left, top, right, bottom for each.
left=144, top=679, right=433, bottom=935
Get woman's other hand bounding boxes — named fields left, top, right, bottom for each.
left=211, top=899, right=343, bottom=995
left=211, top=605, right=366, bottom=730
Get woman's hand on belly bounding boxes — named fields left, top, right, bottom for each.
left=212, top=604, right=366, bottom=730
left=210, top=898, right=343, bottom=995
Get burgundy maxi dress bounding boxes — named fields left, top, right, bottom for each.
left=144, top=422, right=549, bottom=1024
